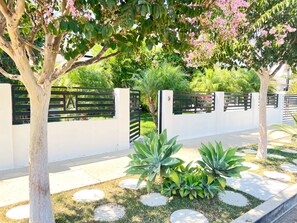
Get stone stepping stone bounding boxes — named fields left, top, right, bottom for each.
left=263, top=171, right=291, bottom=182
left=235, top=152, right=246, bottom=157
left=227, top=172, right=289, bottom=201
left=170, top=209, right=209, bottom=223
left=281, top=164, right=297, bottom=173
left=281, top=149, right=297, bottom=154
left=6, top=204, right=29, bottom=220
left=218, top=191, right=249, bottom=207
left=119, top=178, right=146, bottom=190
left=242, top=162, right=259, bottom=171
left=73, top=189, right=105, bottom=202
left=140, top=193, right=168, bottom=207
left=293, top=159, right=297, bottom=165
left=267, top=154, right=286, bottom=160
left=242, top=149, right=257, bottom=154
left=94, top=203, right=125, bottom=222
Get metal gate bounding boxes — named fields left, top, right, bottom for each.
left=130, top=90, right=141, bottom=142
left=283, top=94, right=297, bottom=121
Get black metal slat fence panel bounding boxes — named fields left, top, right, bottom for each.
left=267, top=94, right=278, bottom=108
left=283, top=94, right=297, bottom=121
left=12, top=85, right=115, bottom=124
left=130, top=90, right=141, bottom=142
left=224, top=93, right=252, bottom=111
left=173, top=92, right=215, bottom=114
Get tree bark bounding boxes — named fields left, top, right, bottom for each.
left=257, top=71, right=269, bottom=159
left=148, top=97, right=158, bottom=129
left=28, top=85, right=55, bottom=223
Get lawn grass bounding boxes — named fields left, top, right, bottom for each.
left=237, top=144, right=297, bottom=183
left=0, top=175, right=262, bottom=223
left=140, top=113, right=156, bottom=136
left=1, top=144, right=296, bottom=223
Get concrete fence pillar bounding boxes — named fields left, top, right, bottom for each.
left=251, top=92, right=260, bottom=128
left=278, top=92, right=285, bottom=124
left=214, top=91, right=224, bottom=134
left=0, top=84, right=14, bottom=170
left=114, top=88, right=130, bottom=150
left=158, top=90, right=173, bottom=136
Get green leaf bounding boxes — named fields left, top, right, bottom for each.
left=168, top=170, right=180, bottom=187
left=217, top=177, right=226, bottom=188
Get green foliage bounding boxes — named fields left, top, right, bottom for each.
left=190, top=66, right=276, bottom=93
left=128, top=137, right=247, bottom=200
left=136, top=62, right=189, bottom=105
left=161, top=161, right=223, bottom=200
left=55, top=63, right=113, bottom=88
left=236, top=0, right=297, bottom=71
left=197, top=142, right=249, bottom=189
left=271, top=114, right=297, bottom=142
left=288, top=80, right=297, bottom=94
left=126, top=130, right=183, bottom=192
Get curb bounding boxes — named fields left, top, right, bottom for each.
left=231, top=184, right=297, bottom=223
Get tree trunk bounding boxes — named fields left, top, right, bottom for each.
left=28, top=85, right=55, bottom=223
left=257, top=72, right=269, bottom=159
left=148, top=97, right=158, bottom=129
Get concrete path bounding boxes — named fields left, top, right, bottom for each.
left=0, top=128, right=288, bottom=207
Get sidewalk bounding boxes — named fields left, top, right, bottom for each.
left=0, top=127, right=288, bottom=207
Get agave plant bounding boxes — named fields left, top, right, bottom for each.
left=197, top=142, right=249, bottom=188
left=126, top=130, right=183, bottom=192
left=271, top=114, right=297, bottom=144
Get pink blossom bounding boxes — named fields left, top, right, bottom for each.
left=45, top=7, right=53, bottom=17
left=215, top=18, right=227, bottom=26
left=276, top=38, right=285, bottom=45
left=135, top=56, right=140, bottom=62
left=186, top=17, right=197, bottom=24
left=263, top=40, right=271, bottom=46
left=269, top=27, right=276, bottom=35
left=261, top=30, right=268, bottom=36
left=84, top=13, right=92, bottom=20
left=286, top=25, right=297, bottom=33
left=189, top=32, right=195, bottom=38
left=68, top=0, right=79, bottom=17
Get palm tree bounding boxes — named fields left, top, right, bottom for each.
left=135, top=62, right=189, bottom=129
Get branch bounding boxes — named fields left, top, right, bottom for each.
left=0, top=67, right=21, bottom=80
left=0, top=0, right=11, bottom=19
left=13, top=0, right=25, bottom=23
left=66, top=46, right=120, bottom=73
left=50, top=54, right=82, bottom=82
left=23, top=38, right=44, bottom=53
left=270, top=62, right=284, bottom=79
left=0, top=35, right=13, bottom=57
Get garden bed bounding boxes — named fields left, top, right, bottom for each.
left=1, top=140, right=296, bottom=223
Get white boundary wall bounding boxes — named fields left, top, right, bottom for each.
left=0, top=84, right=130, bottom=170
left=158, top=90, right=284, bottom=140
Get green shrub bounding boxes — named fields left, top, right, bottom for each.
left=127, top=134, right=247, bottom=200
left=126, top=130, right=183, bottom=192
left=197, top=142, right=249, bottom=188
left=161, top=142, right=248, bottom=200
left=161, top=162, right=223, bottom=200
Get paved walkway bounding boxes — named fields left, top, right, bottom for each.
left=0, top=127, right=289, bottom=207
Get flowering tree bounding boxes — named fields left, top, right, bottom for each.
left=0, top=1, right=208, bottom=222
left=232, top=0, right=296, bottom=159
left=183, top=0, right=296, bottom=159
